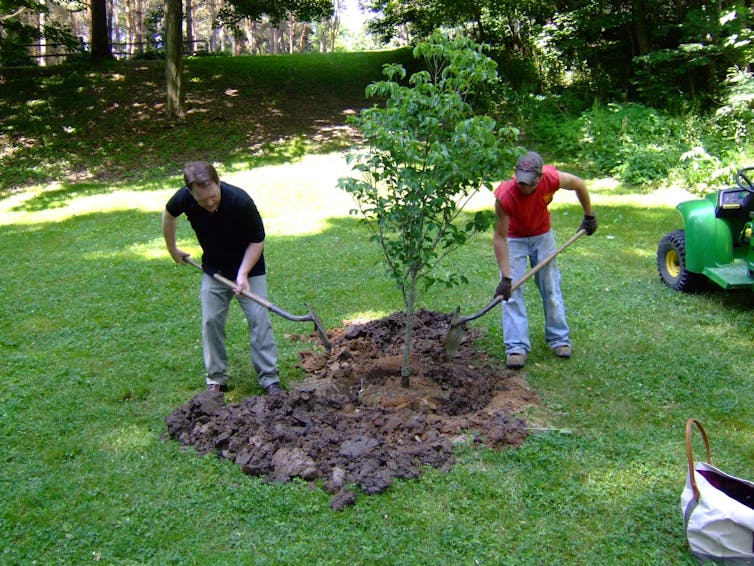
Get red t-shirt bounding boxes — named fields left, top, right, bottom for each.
left=494, top=165, right=561, bottom=237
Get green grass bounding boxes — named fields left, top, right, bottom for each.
left=3, top=54, right=754, bottom=564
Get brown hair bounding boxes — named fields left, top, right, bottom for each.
left=183, top=161, right=220, bottom=189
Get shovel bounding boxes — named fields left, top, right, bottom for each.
left=445, top=229, right=586, bottom=356
left=184, top=256, right=332, bottom=353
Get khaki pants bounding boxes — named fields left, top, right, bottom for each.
left=200, top=273, right=279, bottom=389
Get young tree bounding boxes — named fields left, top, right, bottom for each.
left=339, top=30, right=520, bottom=387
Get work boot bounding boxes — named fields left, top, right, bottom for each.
left=264, top=382, right=283, bottom=395
left=553, top=345, right=572, bottom=358
left=506, top=353, right=526, bottom=369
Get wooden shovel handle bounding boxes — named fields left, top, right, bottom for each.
left=458, top=229, right=587, bottom=325
left=685, top=418, right=712, bottom=500
left=183, top=256, right=301, bottom=320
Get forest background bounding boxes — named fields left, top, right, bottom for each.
left=2, top=0, right=754, bottom=193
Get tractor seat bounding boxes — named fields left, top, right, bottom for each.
left=715, top=188, right=754, bottom=218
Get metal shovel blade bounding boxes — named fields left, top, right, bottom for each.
left=444, top=229, right=586, bottom=356
left=184, top=257, right=332, bottom=352
left=304, top=302, right=332, bottom=353
left=444, top=307, right=466, bottom=357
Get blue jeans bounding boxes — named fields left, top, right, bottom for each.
left=201, top=273, right=279, bottom=389
left=502, top=230, right=570, bottom=355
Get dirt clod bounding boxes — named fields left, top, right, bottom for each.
left=165, top=309, right=539, bottom=508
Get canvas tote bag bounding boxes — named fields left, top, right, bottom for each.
left=682, top=418, right=754, bottom=564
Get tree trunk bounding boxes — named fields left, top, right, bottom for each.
left=209, top=0, right=219, bottom=52
left=90, top=0, right=113, bottom=62
left=134, top=0, right=144, bottom=55
left=270, top=27, right=278, bottom=53
left=38, top=2, right=46, bottom=66
left=165, top=0, right=184, bottom=119
left=107, top=0, right=114, bottom=50
left=400, top=270, right=418, bottom=388
left=287, top=17, right=295, bottom=53
left=185, top=0, right=193, bottom=54
left=631, top=0, right=651, bottom=56
left=298, top=23, right=309, bottom=53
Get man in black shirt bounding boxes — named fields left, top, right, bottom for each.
left=162, top=161, right=281, bottom=394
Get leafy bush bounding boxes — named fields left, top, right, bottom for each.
left=503, top=94, right=753, bottom=193
left=712, top=68, right=754, bottom=146
left=571, top=103, right=685, bottom=184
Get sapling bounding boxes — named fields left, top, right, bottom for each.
left=339, top=30, right=520, bottom=386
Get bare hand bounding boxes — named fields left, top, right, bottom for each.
left=234, top=275, right=250, bottom=296
left=169, top=248, right=190, bottom=264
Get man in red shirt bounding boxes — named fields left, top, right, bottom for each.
left=493, top=151, right=597, bottom=369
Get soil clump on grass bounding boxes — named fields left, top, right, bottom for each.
left=165, top=309, right=539, bottom=509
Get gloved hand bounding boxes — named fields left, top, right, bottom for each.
left=579, top=214, right=597, bottom=235
left=494, top=276, right=512, bottom=300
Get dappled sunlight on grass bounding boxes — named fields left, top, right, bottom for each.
left=558, top=178, right=695, bottom=209
left=341, top=309, right=395, bottom=323
left=0, top=185, right=172, bottom=225
left=100, top=424, right=154, bottom=453
left=226, top=153, right=357, bottom=235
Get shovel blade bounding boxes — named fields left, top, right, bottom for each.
left=306, top=303, right=332, bottom=353
left=444, top=307, right=465, bottom=356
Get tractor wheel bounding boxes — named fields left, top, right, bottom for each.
left=656, top=230, right=705, bottom=292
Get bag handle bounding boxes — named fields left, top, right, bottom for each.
left=686, top=418, right=713, bottom=500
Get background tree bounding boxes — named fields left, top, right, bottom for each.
left=364, top=0, right=754, bottom=110
left=89, top=0, right=113, bottom=60
left=165, top=0, right=182, bottom=117
left=1, top=0, right=83, bottom=65
left=339, top=31, right=520, bottom=386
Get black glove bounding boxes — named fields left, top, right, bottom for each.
left=495, top=277, right=512, bottom=300
left=579, top=214, right=597, bottom=235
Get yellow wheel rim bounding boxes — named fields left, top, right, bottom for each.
left=665, top=249, right=681, bottom=278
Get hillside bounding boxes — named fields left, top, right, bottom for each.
left=0, top=50, right=413, bottom=192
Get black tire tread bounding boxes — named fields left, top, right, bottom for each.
left=656, top=230, right=706, bottom=292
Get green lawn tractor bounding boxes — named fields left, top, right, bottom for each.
left=657, top=166, right=754, bottom=292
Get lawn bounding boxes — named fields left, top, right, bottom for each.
left=3, top=53, right=754, bottom=564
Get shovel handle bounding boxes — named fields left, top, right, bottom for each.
left=183, top=256, right=310, bottom=322
left=459, top=229, right=587, bottom=325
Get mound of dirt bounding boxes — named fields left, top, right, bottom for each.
left=165, top=309, right=540, bottom=509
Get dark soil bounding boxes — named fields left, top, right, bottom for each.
left=165, top=309, right=539, bottom=509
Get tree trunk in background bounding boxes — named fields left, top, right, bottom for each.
left=208, top=0, right=219, bottom=52
left=631, top=0, right=650, bottom=56
left=165, top=0, right=184, bottom=119
left=134, top=0, right=144, bottom=55
left=90, top=0, right=113, bottom=61
left=185, top=0, right=194, bottom=53
left=38, top=1, right=47, bottom=66
left=107, top=0, right=115, bottom=51
left=298, top=23, right=309, bottom=52
left=124, top=0, right=134, bottom=55
left=328, top=2, right=340, bottom=52
left=287, top=17, right=294, bottom=53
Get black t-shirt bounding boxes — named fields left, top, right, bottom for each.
left=166, top=181, right=266, bottom=278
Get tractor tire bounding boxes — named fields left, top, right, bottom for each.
left=656, top=230, right=706, bottom=292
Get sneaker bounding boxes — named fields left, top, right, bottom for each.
left=264, top=382, right=283, bottom=395
left=506, top=353, right=526, bottom=369
left=553, top=345, right=572, bottom=358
